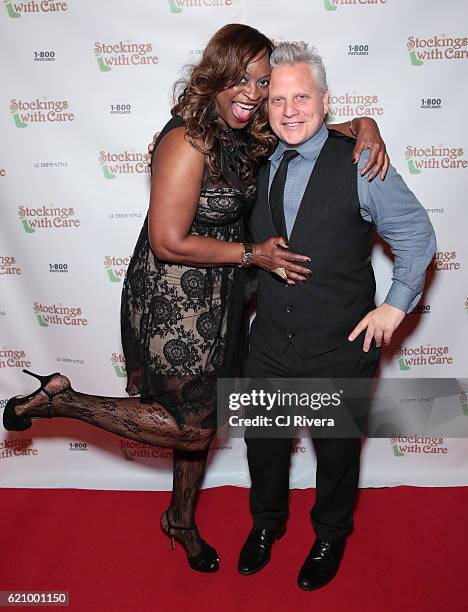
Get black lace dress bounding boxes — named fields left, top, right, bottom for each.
left=120, top=116, right=254, bottom=429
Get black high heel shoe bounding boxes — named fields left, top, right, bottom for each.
left=161, top=511, right=220, bottom=573
left=3, top=369, right=63, bottom=432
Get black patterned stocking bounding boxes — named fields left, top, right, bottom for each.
left=161, top=448, right=211, bottom=558
left=12, top=374, right=217, bottom=557
left=13, top=374, right=215, bottom=451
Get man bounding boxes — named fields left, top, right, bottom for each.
left=238, top=43, right=436, bottom=590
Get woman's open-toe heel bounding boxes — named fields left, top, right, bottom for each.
left=161, top=511, right=219, bottom=573
left=3, top=369, right=63, bottom=432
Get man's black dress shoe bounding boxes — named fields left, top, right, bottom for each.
left=297, top=538, right=346, bottom=591
left=238, top=525, right=286, bottom=575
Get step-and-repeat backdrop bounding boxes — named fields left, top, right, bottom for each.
left=1, top=0, right=467, bottom=490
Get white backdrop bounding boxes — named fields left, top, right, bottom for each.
left=1, top=0, right=467, bottom=490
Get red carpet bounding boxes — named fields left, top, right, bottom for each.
left=1, top=486, right=467, bottom=612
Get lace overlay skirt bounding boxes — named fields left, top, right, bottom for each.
left=120, top=215, right=252, bottom=429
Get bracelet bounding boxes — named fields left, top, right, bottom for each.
left=238, top=243, right=254, bottom=268
left=348, top=118, right=357, bottom=138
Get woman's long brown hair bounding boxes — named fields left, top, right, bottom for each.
left=172, top=24, right=276, bottom=186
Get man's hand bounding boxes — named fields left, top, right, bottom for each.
left=146, top=132, right=160, bottom=167
left=348, top=303, right=406, bottom=352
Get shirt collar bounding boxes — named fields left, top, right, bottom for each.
left=269, top=123, right=329, bottom=162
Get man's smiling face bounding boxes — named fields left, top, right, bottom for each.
left=268, top=62, right=329, bottom=146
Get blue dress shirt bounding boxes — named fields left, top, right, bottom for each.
left=267, top=123, right=437, bottom=313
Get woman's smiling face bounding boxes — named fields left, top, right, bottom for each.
left=214, top=51, right=271, bottom=130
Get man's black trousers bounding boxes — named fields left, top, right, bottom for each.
left=244, top=334, right=380, bottom=543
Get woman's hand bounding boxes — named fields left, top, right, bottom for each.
left=351, top=117, right=389, bottom=181
left=253, top=236, right=312, bottom=285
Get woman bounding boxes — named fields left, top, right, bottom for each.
left=3, top=24, right=388, bottom=572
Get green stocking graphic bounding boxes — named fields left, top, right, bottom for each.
left=36, top=314, right=48, bottom=328
left=168, top=0, right=183, bottom=14
left=407, top=160, right=421, bottom=175
left=21, top=219, right=34, bottom=233
left=462, top=403, right=468, bottom=416
left=323, top=0, right=337, bottom=11
left=106, top=268, right=120, bottom=282
left=96, top=55, right=111, bottom=72
left=101, top=164, right=116, bottom=179
left=398, top=357, right=410, bottom=371
left=408, top=50, right=424, bottom=66
left=392, top=445, right=404, bottom=457
left=113, top=365, right=126, bottom=378
left=6, top=1, right=21, bottom=18
left=12, top=113, right=27, bottom=128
